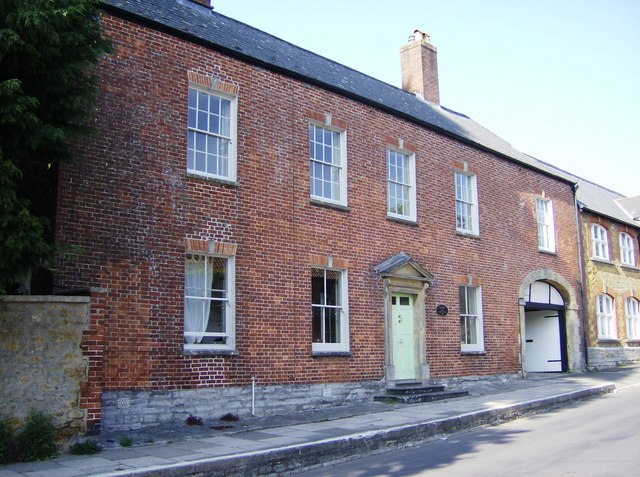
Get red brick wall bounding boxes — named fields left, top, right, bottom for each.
left=55, top=13, right=581, bottom=404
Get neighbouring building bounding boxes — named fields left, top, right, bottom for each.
left=53, top=0, right=586, bottom=432
left=573, top=180, right=640, bottom=367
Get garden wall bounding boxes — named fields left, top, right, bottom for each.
left=0, top=296, right=90, bottom=439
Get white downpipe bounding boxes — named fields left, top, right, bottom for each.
left=251, top=376, right=256, bottom=417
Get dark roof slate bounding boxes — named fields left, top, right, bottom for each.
left=616, top=196, right=640, bottom=222
left=101, top=0, right=574, bottom=184
left=533, top=159, right=639, bottom=228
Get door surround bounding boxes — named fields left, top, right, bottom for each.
left=375, top=252, right=433, bottom=383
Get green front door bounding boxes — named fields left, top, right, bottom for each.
left=392, top=294, right=416, bottom=380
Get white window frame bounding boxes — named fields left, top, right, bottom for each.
left=591, top=224, right=610, bottom=261
left=311, top=267, right=349, bottom=353
left=187, top=86, right=238, bottom=182
left=184, top=253, right=236, bottom=352
left=596, top=294, right=617, bottom=340
left=459, top=285, right=484, bottom=352
left=309, top=123, right=348, bottom=206
left=626, top=297, right=640, bottom=340
left=535, top=198, right=556, bottom=252
left=387, top=148, right=417, bottom=221
left=620, top=232, right=635, bottom=267
left=455, top=172, right=479, bottom=235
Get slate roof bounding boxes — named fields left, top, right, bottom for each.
left=534, top=159, right=639, bottom=228
left=101, top=0, right=574, bottom=184
left=616, top=196, right=640, bottom=222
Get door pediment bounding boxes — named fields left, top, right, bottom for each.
left=374, top=252, right=433, bottom=283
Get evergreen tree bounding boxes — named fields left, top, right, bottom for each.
left=0, top=0, right=111, bottom=293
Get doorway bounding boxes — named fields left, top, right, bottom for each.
left=391, top=294, right=416, bottom=381
left=523, top=281, right=568, bottom=373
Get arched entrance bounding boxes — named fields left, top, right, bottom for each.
left=518, top=269, right=584, bottom=374
left=523, top=281, right=567, bottom=372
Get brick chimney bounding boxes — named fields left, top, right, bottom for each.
left=400, top=30, right=440, bottom=104
left=191, top=0, right=212, bottom=8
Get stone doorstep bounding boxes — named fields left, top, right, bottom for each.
left=373, top=389, right=470, bottom=404
left=385, top=384, right=447, bottom=395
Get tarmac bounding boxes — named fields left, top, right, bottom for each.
left=2, top=365, right=639, bottom=477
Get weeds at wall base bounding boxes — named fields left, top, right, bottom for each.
left=0, top=412, right=57, bottom=463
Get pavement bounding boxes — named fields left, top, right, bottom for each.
left=1, top=365, right=639, bottom=477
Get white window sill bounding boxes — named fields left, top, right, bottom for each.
left=538, top=248, right=557, bottom=255
left=387, top=215, right=418, bottom=226
left=620, top=263, right=639, bottom=271
left=456, top=230, right=480, bottom=239
left=309, top=197, right=350, bottom=212
left=186, top=171, right=239, bottom=187
left=311, top=351, right=352, bottom=357
left=183, top=347, right=239, bottom=356
left=460, top=350, right=486, bottom=355
left=591, top=257, right=613, bottom=265
left=597, top=338, right=620, bottom=344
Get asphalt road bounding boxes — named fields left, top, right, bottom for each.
left=293, top=379, right=640, bottom=477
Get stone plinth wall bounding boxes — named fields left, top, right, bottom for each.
left=588, top=346, right=640, bottom=369
left=102, top=380, right=385, bottom=432
left=0, top=296, right=91, bottom=439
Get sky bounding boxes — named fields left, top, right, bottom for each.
left=213, top=0, right=639, bottom=197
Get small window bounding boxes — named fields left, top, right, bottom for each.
left=596, top=294, right=616, bottom=340
left=535, top=198, right=555, bottom=252
left=455, top=172, right=479, bottom=235
left=184, top=254, right=235, bottom=351
left=620, top=233, right=635, bottom=267
left=309, top=123, right=347, bottom=206
left=311, top=267, right=349, bottom=352
left=591, top=224, right=610, bottom=260
left=387, top=149, right=416, bottom=221
left=187, top=87, right=237, bottom=181
left=626, top=297, right=640, bottom=340
left=459, top=285, right=484, bottom=352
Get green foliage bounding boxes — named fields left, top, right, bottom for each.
left=0, top=0, right=112, bottom=293
left=69, top=439, right=101, bottom=455
left=0, top=420, right=15, bottom=463
left=119, top=435, right=133, bottom=447
left=14, top=412, right=57, bottom=462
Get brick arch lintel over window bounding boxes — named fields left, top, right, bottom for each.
left=517, top=269, right=584, bottom=372
left=307, top=111, right=349, bottom=130
left=452, top=160, right=478, bottom=175
left=622, top=289, right=640, bottom=301
left=185, top=238, right=237, bottom=255
left=455, top=274, right=484, bottom=286
left=383, top=135, right=417, bottom=153
left=187, top=71, right=239, bottom=95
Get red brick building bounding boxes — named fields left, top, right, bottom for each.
left=54, top=0, right=585, bottom=432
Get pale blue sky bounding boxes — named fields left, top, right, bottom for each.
left=215, top=0, right=639, bottom=196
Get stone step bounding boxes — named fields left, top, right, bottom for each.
left=373, top=389, right=469, bottom=404
left=385, top=384, right=446, bottom=395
